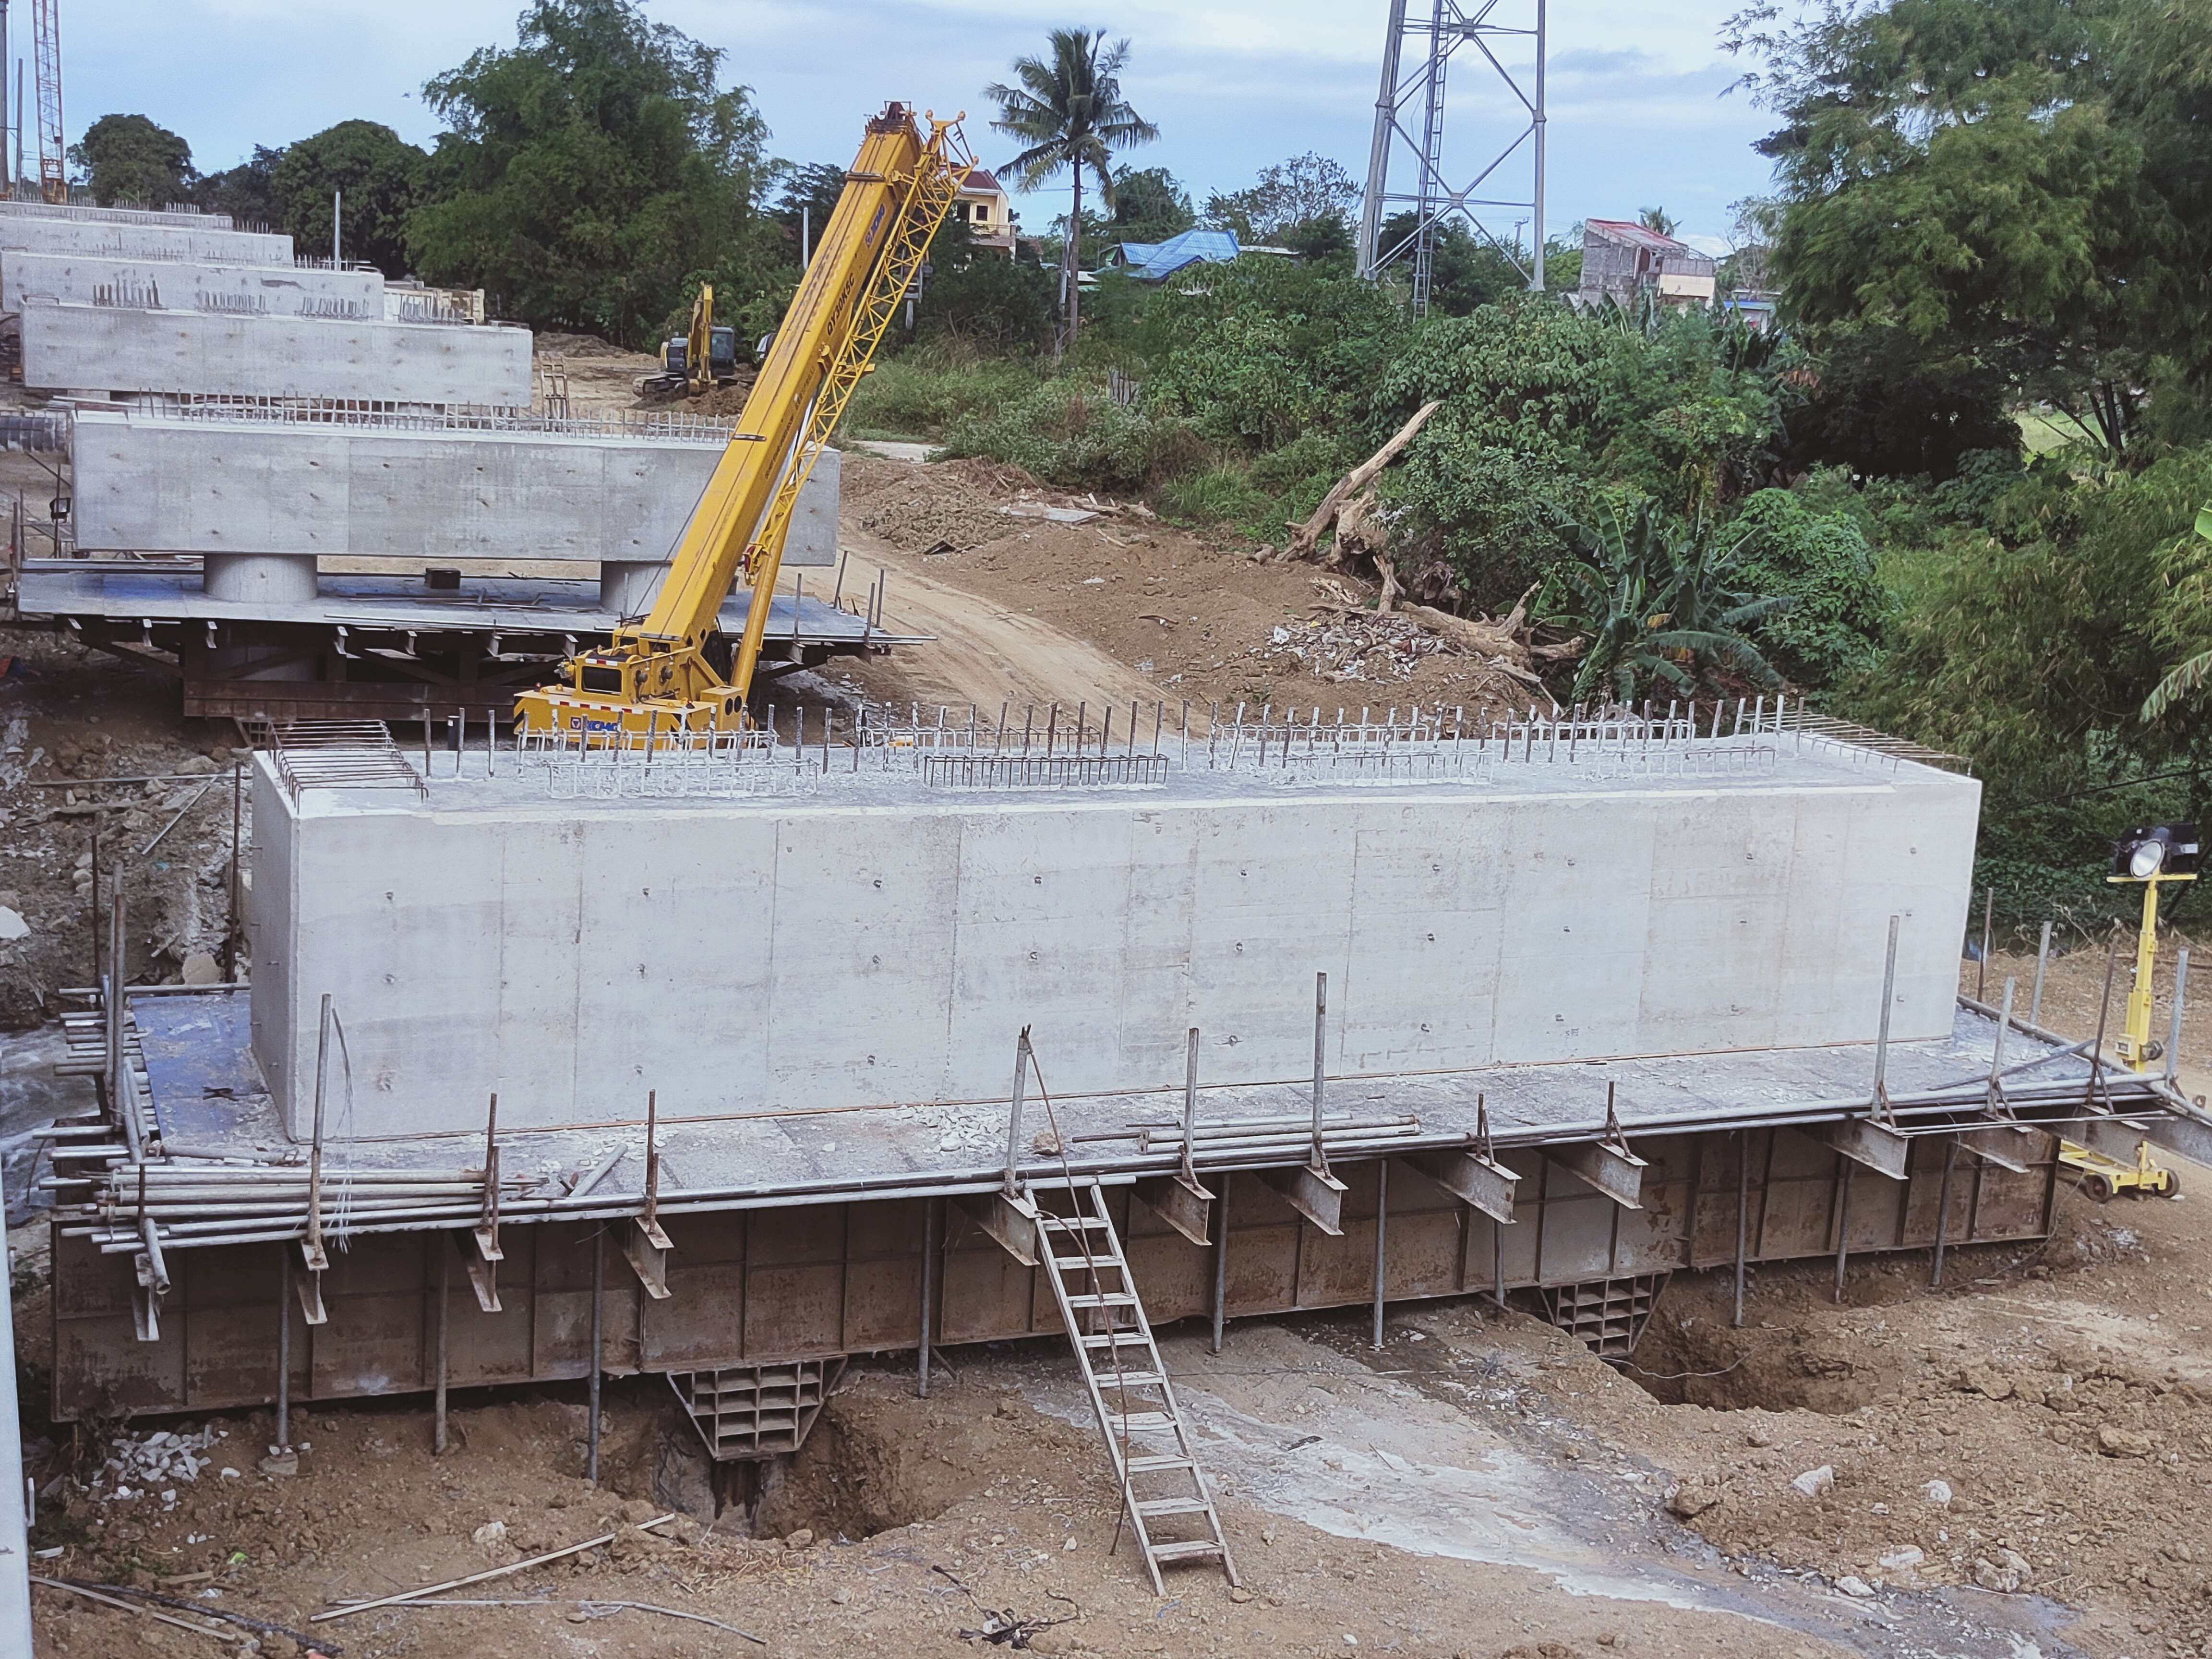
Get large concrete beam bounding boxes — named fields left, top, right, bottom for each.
left=1811, top=1117, right=1910, bottom=1181
left=1412, top=1147, right=1518, bottom=1223
left=1548, top=1141, right=1647, bottom=1209
left=22, top=300, right=530, bottom=405
left=70, top=408, right=838, bottom=568
left=0, top=213, right=292, bottom=265
left=3, top=249, right=381, bottom=315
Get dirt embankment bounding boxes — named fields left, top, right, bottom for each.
left=0, top=628, right=242, bottom=1029
left=817, top=453, right=1543, bottom=723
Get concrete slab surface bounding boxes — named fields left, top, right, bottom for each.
left=2, top=249, right=381, bottom=314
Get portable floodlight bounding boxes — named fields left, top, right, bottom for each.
left=2111, top=824, right=2202, bottom=880
left=2107, top=822, right=2200, bottom=1071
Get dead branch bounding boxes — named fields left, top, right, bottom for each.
left=1283, top=400, right=1443, bottom=560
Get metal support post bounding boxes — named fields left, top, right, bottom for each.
left=1872, top=914, right=1900, bottom=1114
left=1311, top=972, right=1328, bottom=1166
left=303, top=994, right=331, bottom=1274
left=919, top=1196, right=940, bottom=1395
left=276, top=1246, right=291, bottom=1449
left=587, top=1226, right=602, bottom=1482
left=1732, top=1130, right=1748, bottom=1328
left=1991, top=889, right=2008, bottom=1009
left=1832, top=1163, right=1854, bottom=1304
left=2167, top=948, right=2190, bottom=1085
left=1003, top=1028, right=1031, bottom=1198
left=433, top=1242, right=449, bottom=1455
left=1931, top=1139, right=1958, bottom=1288
left=224, top=763, right=242, bottom=979
left=1371, top=1160, right=1389, bottom=1348
left=2030, top=920, right=2052, bottom=1028
left=1211, top=1183, right=1229, bottom=1354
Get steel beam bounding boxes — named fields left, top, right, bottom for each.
left=955, top=1189, right=1041, bottom=1267
left=1961, top=1122, right=2040, bottom=1174
left=1260, top=1162, right=1347, bottom=1236
left=1412, top=1147, right=1518, bottom=1224
left=1133, top=1172, right=1213, bottom=1247
left=2078, top=1108, right=2212, bottom=1171
left=1547, top=1141, right=1646, bottom=1209
left=1811, top=1117, right=1910, bottom=1181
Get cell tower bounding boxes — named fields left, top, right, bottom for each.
left=1357, top=0, right=1548, bottom=316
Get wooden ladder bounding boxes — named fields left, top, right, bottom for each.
left=1036, top=1179, right=1238, bottom=1594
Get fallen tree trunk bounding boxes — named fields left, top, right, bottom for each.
left=1282, top=400, right=1443, bottom=560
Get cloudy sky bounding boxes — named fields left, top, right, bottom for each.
left=54, top=0, right=1778, bottom=251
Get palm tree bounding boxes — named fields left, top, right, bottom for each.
left=986, top=28, right=1158, bottom=349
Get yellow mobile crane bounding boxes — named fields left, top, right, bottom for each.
left=515, top=104, right=967, bottom=740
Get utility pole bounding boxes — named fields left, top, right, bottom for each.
left=1357, top=0, right=1549, bottom=314
left=333, top=190, right=341, bottom=266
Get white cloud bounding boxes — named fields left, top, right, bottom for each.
left=52, top=0, right=1776, bottom=246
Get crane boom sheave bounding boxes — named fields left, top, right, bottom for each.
left=514, top=103, right=969, bottom=741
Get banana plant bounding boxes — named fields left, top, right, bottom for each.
left=1551, top=498, right=1791, bottom=705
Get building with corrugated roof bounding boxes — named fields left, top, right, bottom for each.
left=1577, top=219, right=1717, bottom=312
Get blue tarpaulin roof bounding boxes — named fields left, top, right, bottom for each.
left=1105, top=228, right=1241, bottom=281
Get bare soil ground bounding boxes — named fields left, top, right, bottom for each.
left=799, top=453, right=1542, bottom=725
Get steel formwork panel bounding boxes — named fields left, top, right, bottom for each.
left=48, top=1128, right=2064, bottom=1419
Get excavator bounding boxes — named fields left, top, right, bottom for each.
left=637, top=283, right=743, bottom=397
left=515, top=103, right=968, bottom=741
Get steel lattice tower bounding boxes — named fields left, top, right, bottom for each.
left=1357, top=0, right=1547, bottom=316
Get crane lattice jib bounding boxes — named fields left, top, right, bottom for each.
left=32, top=0, right=63, bottom=205
left=578, top=107, right=964, bottom=712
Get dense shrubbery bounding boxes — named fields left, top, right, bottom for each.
left=941, top=377, right=1199, bottom=493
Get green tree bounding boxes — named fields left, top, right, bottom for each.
left=986, top=28, right=1159, bottom=349
left=409, top=0, right=772, bottom=345
left=772, top=161, right=849, bottom=254
left=1104, top=164, right=1192, bottom=245
left=191, top=145, right=285, bottom=228
left=69, top=114, right=192, bottom=207
left=273, top=121, right=426, bottom=276
left=1203, top=152, right=1358, bottom=244
left=1724, top=0, right=2163, bottom=457
left=1727, top=488, right=1885, bottom=688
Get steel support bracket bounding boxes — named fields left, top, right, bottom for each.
left=456, top=1231, right=501, bottom=1314
left=1260, top=1160, right=1347, bottom=1236
left=295, top=1266, right=328, bottom=1326
left=1961, top=1121, right=2040, bottom=1174
left=1811, top=1116, right=1910, bottom=1182
left=1412, top=1147, right=1518, bottom=1224
left=955, top=1189, right=1042, bottom=1267
left=624, top=1217, right=673, bottom=1301
left=2077, top=1105, right=2212, bottom=1171
left=130, top=1278, right=160, bottom=1344
left=1132, top=1171, right=1214, bottom=1247
left=1548, top=1140, right=1647, bottom=1209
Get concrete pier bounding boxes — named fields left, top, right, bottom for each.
left=247, top=726, right=1980, bottom=1139
left=69, top=406, right=839, bottom=569
left=22, top=300, right=532, bottom=404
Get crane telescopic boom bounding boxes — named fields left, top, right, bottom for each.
left=514, top=103, right=968, bottom=741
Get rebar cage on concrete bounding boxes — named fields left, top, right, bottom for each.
left=500, top=694, right=1938, bottom=799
